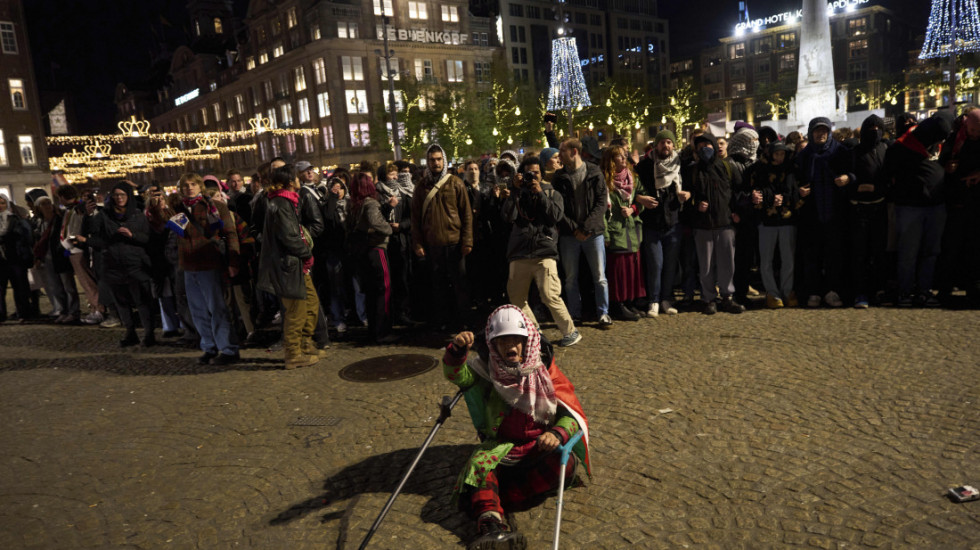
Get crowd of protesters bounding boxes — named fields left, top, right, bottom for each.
left=1, top=106, right=978, bottom=366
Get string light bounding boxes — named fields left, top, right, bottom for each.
left=546, top=36, right=592, bottom=111
left=920, top=0, right=980, bottom=58
left=46, top=127, right=318, bottom=146
left=118, top=115, right=151, bottom=138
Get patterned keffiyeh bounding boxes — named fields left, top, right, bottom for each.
left=484, top=305, right=557, bottom=425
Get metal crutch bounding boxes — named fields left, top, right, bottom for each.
left=552, top=430, right=584, bottom=550
left=358, top=389, right=464, bottom=550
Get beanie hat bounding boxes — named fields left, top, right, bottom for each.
left=539, top=148, right=559, bottom=166
left=733, top=120, right=756, bottom=133
left=654, top=130, right=676, bottom=146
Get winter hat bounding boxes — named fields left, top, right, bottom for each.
left=727, top=128, right=759, bottom=160
left=911, top=110, right=955, bottom=149
left=757, top=126, right=779, bottom=146
left=654, top=130, right=676, bottom=146
left=733, top=120, right=756, bottom=133
left=500, top=149, right=520, bottom=163
left=295, top=160, right=313, bottom=172
left=25, top=188, right=48, bottom=204
left=580, top=136, right=601, bottom=159
left=202, top=175, right=221, bottom=190
left=539, top=148, right=559, bottom=166
left=495, top=158, right=518, bottom=180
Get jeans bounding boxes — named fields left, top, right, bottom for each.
left=641, top=224, right=681, bottom=304
left=694, top=228, right=735, bottom=302
left=323, top=252, right=349, bottom=325
left=757, top=224, right=796, bottom=300
left=558, top=234, right=609, bottom=318
left=184, top=269, right=237, bottom=355
left=799, top=218, right=845, bottom=298
left=849, top=202, right=888, bottom=299
left=894, top=204, right=946, bottom=295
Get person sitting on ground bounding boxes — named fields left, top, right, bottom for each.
left=442, top=304, right=591, bottom=550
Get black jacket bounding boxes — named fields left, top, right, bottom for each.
left=847, top=115, right=889, bottom=204
left=882, top=138, right=945, bottom=207
left=690, top=134, right=740, bottom=230
left=257, top=195, right=312, bottom=300
left=752, top=160, right=801, bottom=226
left=87, top=205, right=151, bottom=285
left=551, top=161, right=607, bottom=237
left=635, top=153, right=683, bottom=232
left=501, top=182, right=564, bottom=261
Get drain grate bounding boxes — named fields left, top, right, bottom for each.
left=339, top=354, right=439, bottom=383
left=290, top=416, right=343, bottom=426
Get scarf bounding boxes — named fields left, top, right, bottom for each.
left=896, top=130, right=930, bottom=159
left=653, top=151, right=682, bottom=190
left=0, top=209, right=12, bottom=237
left=376, top=179, right=401, bottom=202
left=612, top=167, right=634, bottom=201
left=267, top=189, right=314, bottom=274
left=484, top=305, right=557, bottom=425
left=396, top=172, right=415, bottom=197
left=181, top=194, right=223, bottom=231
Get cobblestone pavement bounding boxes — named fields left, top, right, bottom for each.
left=2, top=303, right=980, bottom=549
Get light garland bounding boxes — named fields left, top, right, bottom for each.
left=46, top=127, right=319, bottom=146
left=920, top=0, right=980, bottom=58
left=118, top=115, right=151, bottom=138
left=546, top=37, right=592, bottom=111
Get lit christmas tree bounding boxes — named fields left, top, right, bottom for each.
left=919, top=0, right=980, bottom=109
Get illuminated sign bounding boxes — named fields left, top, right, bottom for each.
left=376, top=28, right=469, bottom=45
left=580, top=54, right=605, bottom=67
left=174, top=89, right=200, bottom=106
left=735, top=0, right=870, bottom=32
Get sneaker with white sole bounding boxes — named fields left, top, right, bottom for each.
left=824, top=290, right=843, bottom=308
left=645, top=302, right=659, bottom=317
left=556, top=331, right=582, bottom=347
left=660, top=301, right=678, bottom=315
left=598, top=314, right=613, bottom=328
left=100, top=315, right=121, bottom=328
left=82, top=311, right=104, bottom=325
left=335, top=322, right=347, bottom=334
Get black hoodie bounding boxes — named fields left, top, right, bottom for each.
left=847, top=114, right=888, bottom=203
left=690, top=133, right=740, bottom=230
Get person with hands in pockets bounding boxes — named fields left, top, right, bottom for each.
left=442, top=305, right=591, bottom=550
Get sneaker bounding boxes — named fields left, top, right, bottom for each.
left=824, top=291, right=843, bottom=308
left=598, top=314, right=613, bottom=328
left=119, top=333, right=140, bottom=347
left=198, top=351, right=218, bottom=364
left=923, top=293, right=941, bottom=308
left=556, top=331, right=582, bottom=347
left=284, top=354, right=319, bottom=370
left=100, top=315, right=121, bottom=328
left=766, top=294, right=784, bottom=309
left=82, top=311, right=104, bottom=325
left=720, top=297, right=745, bottom=314
left=162, top=329, right=183, bottom=338
left=645, top=302, right=660, bottom=317
left=469, top=516, right=526, bottom=550
left=807, top=295, right=822, bottom=308
left=209, top=352, right=240, bottom=366
left=853, top=295, right=869, bottom=309
left=703, top=300, right=717, bottom=315
left=897, top=294, right=913, bottom=307
left=335, top=322, right=348, bottom=334
left=747, top=285, right=761, bottom=297
left=785, top=292, right=799, bottom=308
left=660, top=301, right=678, bottom=315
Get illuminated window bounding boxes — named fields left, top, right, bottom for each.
left=778, top=53, right=796, bottom=71
left=446, top=60, right=463, bottom=82
left=200, top=107, right=208, bottom=126
left=345, top=89, right=369, bottom=114
left=287, top=8, right=297, bottom=28
left=294, top=66, right=307, bottom=91
left=280, top=103, right=293, bottom=126
left=273, top=44, right=284, bottom=57
left=323, top=125, right=335, bottom=149
left=0, top=22, right=17, bottom=54
left=848, top=39, right=868, bottom=59
left=18, top=135, right=35, bottom=165
left=338, top=21, right=358, bottom=38
left=214, top=17, right=223, bottom=34
left=317, top=91, right=330, bottom=116
left=777, top=32, right=796, bottom=49
left=373, top=0, right=394, bottom=15
left=0, top=130, right=7, bottom=166
left=213, top=103, right=221, bottom=121
left=848, top=17, right=867, bottom=37
left=408, top=2, right=428, bottom=19
left=298, top=98, right=310, bottom=123
left=264, top=81, right=274, bottom=101
left=194, top=20, right=201, bottom=36
left=728, top=42, right=744, bottom=60
left=272, top=19, right=282, bottom=35
left=246, top=57, right=256, bottom=70
left=259, top=52, right=269, bottom=65
left=383, top=90, right=405, bottom=112
left=235, top=94, right=245, bottom=114
left=342, top=56, right=364, bottom=80
left=349, top=123, right=370, bottom=147
left=380, top=58, right=400, bottom=80
left=731, top=82, right=746, bottom=98
left=313, top=58, right=327, bottom=85
left=8, top=78, right=25, bottom=110
left=441, top=6, right=458, bottom=22
left=310, top=25, right=321, bottom=40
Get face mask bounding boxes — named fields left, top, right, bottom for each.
left=699, top=147, right=715, bottom=162
left=397, top=173, right=412, bottom=186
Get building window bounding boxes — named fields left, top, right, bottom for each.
left=409, top=2, right=428, bottom=19
left=345, top=89, right=369, bottom=113
left=777, top=32, right=796, bottom=49
left=317, top=91, right=331, bottom=116
left=298, top=97, right=310, bottom=123
left=338, top=21, right=359, bottom=38
left=848, top=61, right=868, bottom=81
left=259, top=52, right=269, bottom=65
left=728, top=43, right=745, bottom=60
left=273, top=44, right=284, bottom=57
left=380, top=57, right=400, bottom=80
left=373, top=0, right=394, bottom=15
left=235, top=94, right=245, bottom=115
left=383, top=90, right=405, bottom=112
left=246, top=56, right=256, bottom=70
left=478, top=32, right=489, bottom=46
left=323, top=125, right=335, bottom=149
left=18, top=135, right=35, bottom=166
left=280, top=103, right=293, bottom=126
left=302, top=133, right=313, bottom=154
left=731, top=83, right=746, bottom=98
left=779, top=53, right=796, bottom=71
left=442, top=6, right=458, bottom=22
left=0, top=22, right=17, bottom=54
left=0, top=130, right=7, bottom=166
left=311, top=25, right=321, bottom=40
left=750, top=37, right=771, bottom=55
left=214, top=17, right=223, bottom=34
left=848, top=17, right=868, bottom=36
left=266, top=108, right=277, bottom=128
left=756, top=59, right=770, bottom=75
left=194, top=20, right=201, bottom=36
left=209, top=81, right=217, bottom=92
left=200, top=107, right=209, bottom=126
left=9, top=78, right=25, bottom=110
left=848, top=39, right=868, bottom=58
left=252, top=85, right=261, bottom=106
left=342, top=56, right=364, bottom=80
left=313, top=58, right=327, bottom=85
left=730, top=62, right=745, bottom=80
left=446, top=60, right=463, bottom=82
left=509, top=4, right=523, bottom=17
left=213, top=103, right=222, bottom=122
left=278, top=73, right=290, bottom=96
left=415, top=59, right=434, bottom=80
left=475, top=61, right=490, bottom=83
left=528, top=6, right=541, bottom=18
left=286, top=7, right=297, bottom=28
left=294, top=66, right=307, bottom=91
left=264, top=81, right=274, bottom=101
left=349, top=123, right=370, bottom=147
left=272, top=18, right=282, bottom=35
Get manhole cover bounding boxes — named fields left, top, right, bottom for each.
left=339, top=354, right=439, bottom=383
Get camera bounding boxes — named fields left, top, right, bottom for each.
left=522, top=171, right=536, bottom=183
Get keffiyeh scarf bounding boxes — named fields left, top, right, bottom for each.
left=484, top=305, right=557, bottom=425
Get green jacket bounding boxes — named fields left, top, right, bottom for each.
left=603, top=179, right=643, bottom=253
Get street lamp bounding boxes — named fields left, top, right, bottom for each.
left=379, top=2, right=402, bottom=160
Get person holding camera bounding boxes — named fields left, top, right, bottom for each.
left=55, top=185, right=105, bottom=324
left=501, top=156, right=581, bottom=347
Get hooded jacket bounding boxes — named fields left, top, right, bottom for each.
left=847, top=114, right=889, bottom=204
left=501, top=179, right=564, bottom=261
left=794, top=117, right=852, bottom=224
left=86, top=183, right=151, bottom=284
left=635, top=150, right=683, bottom=232
left=551, top=160, right=608, bottom=237
left=257, top=192, right=313, bottom=300
left=752, top=143, right=802, bottom=226
left=883, top=112, right=953, bottom=207
left=410, top=143, right=473, bottom=249
left=690, top=133, right=740, bottom=230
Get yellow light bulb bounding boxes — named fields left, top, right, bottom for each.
left=606, top=116, right=613, bottom=125
left=515, top=107, right=521, bottom=116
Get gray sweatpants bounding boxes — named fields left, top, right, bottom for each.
left=694, top=228, right=735, bottom=302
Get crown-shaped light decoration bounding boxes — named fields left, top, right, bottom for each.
left=131, top=153, right=150, bottom=168
left=84, top=141, right=112, bottom=159
left=157, top=145, right=183, bottom=161
left=248, top=115, right=272, bottom=134
left=64, top=148, right=89, bottom=166
left=118, top=115, right=151, bottom=138
left=196, top=136, right=219, bottom=150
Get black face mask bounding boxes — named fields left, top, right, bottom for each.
left=861, top=126, right=881, bottom=147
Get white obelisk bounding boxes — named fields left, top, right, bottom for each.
left=794, top=0, right=837, bottom=124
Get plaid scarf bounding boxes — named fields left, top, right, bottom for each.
left=484, top=305, right=557, bottom=425
left=180, top=194, right=223, bottom=231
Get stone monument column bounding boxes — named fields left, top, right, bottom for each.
left=794, top=0, right=837, bottom=124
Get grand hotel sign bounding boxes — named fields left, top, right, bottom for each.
left=735, top=0, right=871, bottom=32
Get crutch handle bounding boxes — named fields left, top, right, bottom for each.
left=558, top=430, right=583, bottom=466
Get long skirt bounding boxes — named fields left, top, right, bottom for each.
left=607, top=251, right=645, bottom=302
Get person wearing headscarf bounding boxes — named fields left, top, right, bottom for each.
left=410, top=143, right=473, bottom=331
left=846, top=114, right=890, bottom=308
left=376, top=162, right=414, bottom=325
left=727, top=128, right=762, bottom=304
left=443, top=305, right=591, bottom=550
left=86, top=183, right=154, bottom=346
left=0, top=193, right=35, bottom=323
left=882, top=110, right=955, bottom=306
left=752, top=142, right=802, bottom=308
left=601, top=145, right=646, bottom=320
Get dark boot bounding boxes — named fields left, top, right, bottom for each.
left=120, top=330, right=140, bottom=347
left=468, top=515, right=527, bottom=550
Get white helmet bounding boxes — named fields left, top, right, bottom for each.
left=486, top=307, right=529, bottom=341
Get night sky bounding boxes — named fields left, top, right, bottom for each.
left=23, top=0, right=931, bottom=135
